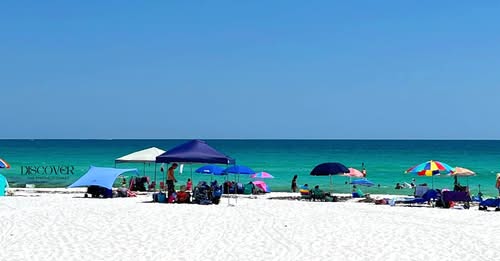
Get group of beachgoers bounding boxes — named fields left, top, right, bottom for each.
left=287, top=171, right=500, bottom=210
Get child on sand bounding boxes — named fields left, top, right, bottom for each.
left=186, top=178, right=193, bottom=191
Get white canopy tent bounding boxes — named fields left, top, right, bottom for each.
left=115, top=147, right=166, bottom=184
left=115, top=147, right=166, bottom=164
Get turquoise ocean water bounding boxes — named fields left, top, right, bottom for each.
left=1, top=140, right=499, bottom=197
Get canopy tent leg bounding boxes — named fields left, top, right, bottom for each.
left=154, top=163, right=157, bottom=192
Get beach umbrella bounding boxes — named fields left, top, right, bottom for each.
left=452, top=167, right=475, bottom=176
left=195, top=165, right=226, bottom=175
left=344, top=168, right=364, bottom=178
left=451, top=167, right=476, bottom=186
left=0, top=158, right=10, bottom=169
left=405, top=160, right=454, bottom=176
left=252, top=180, right=271, bottom=193
left=310, top=162, right=349, bottom=192
left=223, top=165, right=255, bottom=205
left=350, top=179, right=375, bottom=187
left=250, top=172, right=274, bottom=179
left=405, top=160, right=454, bottom=188
left=223, top=165, right=255, bottom=175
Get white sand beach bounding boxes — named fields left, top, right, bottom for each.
left=0, top=191, right=498, bottom=261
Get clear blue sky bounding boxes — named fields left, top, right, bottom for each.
left=1, top=1, right=499, bottom=139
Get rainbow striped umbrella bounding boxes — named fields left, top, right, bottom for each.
left=0, top=158, right=10, bottom=169
left=405, top=160, right=454, bottom=176
left=406, top=160, right=454, bottom=188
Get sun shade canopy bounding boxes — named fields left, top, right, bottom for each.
left=68, top=166, right=138, bottom=190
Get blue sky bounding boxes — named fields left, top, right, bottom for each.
left=1, top=1, right=499, bottom=139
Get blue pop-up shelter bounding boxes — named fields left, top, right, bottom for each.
left=156, top=139, right=234, bottom=180
left=156, top=140, right=235, bottom=204
left=156, top=140, right=234, bottom=165
left=68, top=166, right=138, bottom=190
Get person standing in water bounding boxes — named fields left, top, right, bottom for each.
left=362, top=163, right=367, bottom=178
left=291, top=175, right=298, bottom=192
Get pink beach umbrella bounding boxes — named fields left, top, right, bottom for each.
left=252, top=180, right=271, bottom=193
left=451, top=167, right=476, bottom=186
left=452, top=167, right=475, bottom=177
left=250, top=172, right=274, bottom=179
left=344, top=168, right=364, bottom=178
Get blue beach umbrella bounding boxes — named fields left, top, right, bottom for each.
left=195, top=165, right=226, bottom=175
left=223, top=165, right=255, bottom=175
left=350, top=179, right=375, bottom=187
left=310, top=162, right=349, bottom=192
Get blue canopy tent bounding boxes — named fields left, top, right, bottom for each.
left=156, top=139, right=234, bottom=181
left=156, top=140, right=234, bottom=164
left=68, top=166, right=139, bottom=190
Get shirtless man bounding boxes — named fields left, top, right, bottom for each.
left=167, top=163, right=178, bottom=193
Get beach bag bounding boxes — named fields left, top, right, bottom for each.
left=157, top=192, right=167, bottom=203
left=168, top=192, right=177, bottom=203
left=176, top=192, right=190, bottom=203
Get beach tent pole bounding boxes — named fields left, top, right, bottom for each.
left=143, top=162, right=146, bottom=176
left=330, top=174, right=333, bottom=193
left=154, top=163, right=157, bottom=191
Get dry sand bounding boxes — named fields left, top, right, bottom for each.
left=0, top=191, right=498, bottom=261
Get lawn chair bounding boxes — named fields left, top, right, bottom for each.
left=148, top=181, right=156, bottom=191
left=352, top=188, right=365, bottom=198
left=299, top=187, right=311, bottom=201
left=243, top=183, right=254, bottom=195
left=311, top=187, right=326, bottom=201
left=414, top=185, right=429, bottom=198
left=410, top=189, right=439, bottom=206
left=441, top=191, right=471, bottom=209
left=478, top=198, right=500, bottom=211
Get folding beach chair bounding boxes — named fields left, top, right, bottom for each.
left=414, top=185, right=429, bottom=198
left=299, top=187, right=311, bottom=201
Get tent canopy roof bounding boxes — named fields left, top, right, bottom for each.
left=115, top=147, right=166, bottom=163
left=156, top=139, right=233, bottom=164
left=68, top=166, right=138, bottom=190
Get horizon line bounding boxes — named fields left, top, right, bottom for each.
left=1, top=138, right=500, bottom=141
